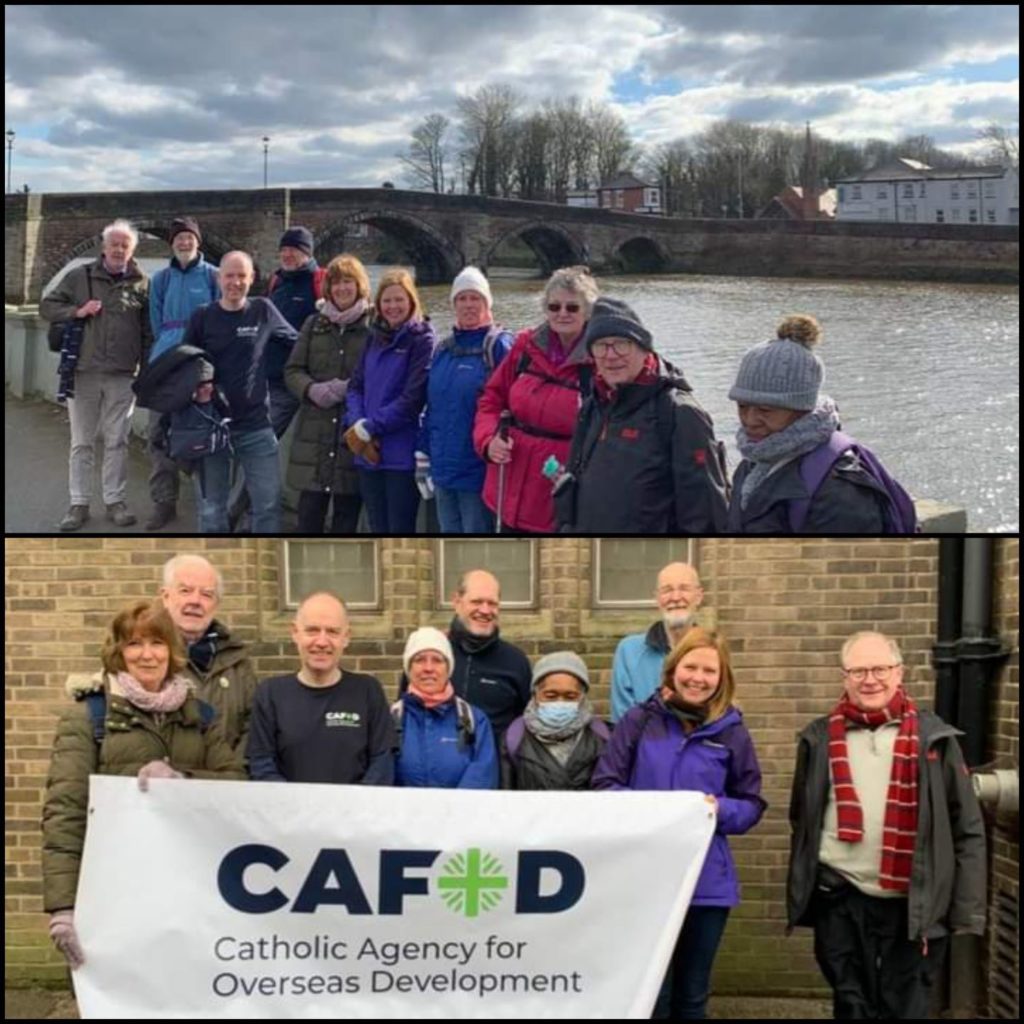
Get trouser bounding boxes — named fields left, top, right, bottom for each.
left=67, top=371, right=136, bottom=506
left=812, top=884, right=948, bottom=1019
left=296, top=490, right=362, bottom=534
left=358, top=469, right=419, bottom=534
left=196, top=427, right=282, bottom=533
left=435, top=486, right=495, bottom=533
left=652, top=906, right=730, bottom=1020
left=147, top=410, right=180, bottom=506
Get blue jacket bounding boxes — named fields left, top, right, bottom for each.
left=394, top=694, right=498, bottom=789
left=420, top=325, right=512, bottom=491
left=346, top=319, right=434, bottom=472
left=610, top=622, right=672, bottom=723
left=148, top=256, right=220, bottom=362
left=266, top=260, right=324, bottom=381
left=592, top=700, right=766, bottom=906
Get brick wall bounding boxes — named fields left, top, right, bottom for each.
left=5, top=537, right=1018, bottom=997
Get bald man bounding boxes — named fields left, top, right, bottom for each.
left=180, top=250, right=297, bottom=533
left=610, top=562, right=704, bottom=723
left=247, top=592, right=395, bottom=784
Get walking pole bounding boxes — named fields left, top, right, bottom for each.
left=495, top=410, right=512, bottom=535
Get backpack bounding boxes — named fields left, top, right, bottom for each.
left=440, top=324, right=506, bottom=375
left=81, top=690, right=216, bottom=743
left=789, top=431, right=918, bottom=534
left=391, top=696, right=476, bottom=752
left=268, top=267, right=328, bottom=302
left=514, top=348, right=593, bottom=400
left=167, top=398, right=232, bottom=461
left=504, top=716, right=610, bottom=760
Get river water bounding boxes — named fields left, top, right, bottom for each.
left=416, top=273, right=1019, bottom=533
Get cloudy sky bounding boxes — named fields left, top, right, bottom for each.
left=5, top=4, right=1019, bottom=194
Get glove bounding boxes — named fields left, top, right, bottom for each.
left=49, top=910, right=85, bottom=970
left=414, top=451, right=435, bottom=500
left=307, top=380, right=342, bottom=409
left=326, top=378, right=349, bottom=404
left=352, top=419, right=372, bottom=442
left=137, top=759, right=184, bottom=791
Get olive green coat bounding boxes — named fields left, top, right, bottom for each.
left=284, top=310, right=370, bottom=495
left=41, top=677, right=245, bottom=912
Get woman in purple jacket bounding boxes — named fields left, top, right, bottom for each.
left=344, top=268, right=434, bottom=533
left=592, top=627, right=766, bottom=1020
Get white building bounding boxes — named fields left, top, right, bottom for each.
left=835, top=159, right=1019, bottom=226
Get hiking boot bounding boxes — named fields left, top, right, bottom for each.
left=58, top=505, right=90, bottom=532
left=105, top=502, right=137, bottom=528
left=145, top=502, right=177, bottom=530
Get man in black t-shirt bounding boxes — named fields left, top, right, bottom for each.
left=247, top=592, right=395, bottom=784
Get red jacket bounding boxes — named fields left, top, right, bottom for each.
left=473, top=324, right=590, bottom=532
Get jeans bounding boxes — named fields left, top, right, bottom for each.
left=652, top=906, right=730, bottom=1020
left=196, top=427, right=281, bottom=533
left=435, top=486, right=495, bottom=533
left=296, top=490, right=362, bottom=534
left=66, top=372, right=136, bottom=505
left=359, top=470, right=419, bottom=534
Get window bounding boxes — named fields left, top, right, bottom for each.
left=969, top=209, right=979, bottom=223
left=436, top=540, right=536, bottom=608
left=966, top=183, right=978, bottom=199
left=902, top=183, right=915, bottom=199
left=986, top=209, right=997, bottom=223
left=919, top=182, right=926, bottom=198
left=837, top=186, right=845, bottom=203
left=282, top=540, right=379, bottom=609
left=852, top=185, right=862, bottom=200
left=936, top=209, right=945, bottom=223
left=593, top=539, right=698, bottom=607
left=951, top=183, right=960, bottom=200
left=877, top=187, right=888, bottom=200
left=952, top=208, right=962, bottom=223
left=984, top=181, right=997, bottom=199
left=615, top=190, right=625, bottom=209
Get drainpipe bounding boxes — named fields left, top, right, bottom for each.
left=933, top=538, right=963, bottom=726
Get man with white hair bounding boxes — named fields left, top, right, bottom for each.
left=41, top=219, right=152, bottom=532
left=610, top=561, right=704, bottom=722
left=787, top=630, right=986, bottom=1019
left=159, top=553, right=258, bottom=753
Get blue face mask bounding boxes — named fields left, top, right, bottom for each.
left=536, top=702, right=581, bottom=728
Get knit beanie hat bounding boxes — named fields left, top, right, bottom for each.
left=279, top=226, right=314, bottom=256
left=450, top=266, right=493, bottom=307
left=531, top=651, right=590, bottom=691
left=728, top=315, right=825, bottom=411
left=403, top=627, right=454, bottom=675
left=584, top=297, right=653, bottom=352
left=169, top=216, right=202, bottom=246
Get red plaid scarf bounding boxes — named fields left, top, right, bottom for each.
left=827, top=689, right=919, bottom=892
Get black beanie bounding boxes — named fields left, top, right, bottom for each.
left=584, top=297, right=653, bottom=352
left=169, top=216, right=202, bottom=246
left=279, top=226, right=314, bottom=256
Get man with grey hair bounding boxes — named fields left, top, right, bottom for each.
left=787, top=630, right=986, bottom=1018
left=180, top=251, right=297, bottom=532
left=159, top=553, right=258, bottom=753
left=41, top=219, right=152, bottom=531
left=610, top=561, right=704, bottom=722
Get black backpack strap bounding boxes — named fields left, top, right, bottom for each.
left=454, top=696, right=476, bottom=752
left=196, top=699, right=216, bottom=732
left=82, top=691, right=108, bottom=744
left=390, top=700, right=404, bottom=742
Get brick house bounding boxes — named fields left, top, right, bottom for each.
left=597, top=173, right=662, bottom=214
left=4, top=537, right=1017, bottom=1013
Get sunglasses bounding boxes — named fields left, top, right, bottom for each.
left=547, top=302, right=581, bottom=314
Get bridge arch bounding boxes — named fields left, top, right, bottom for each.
left=484, top=221, right=588, bottom=277
left=614, top=236, right=671, bottom=274
left=315, top=209, right=462, bottom=285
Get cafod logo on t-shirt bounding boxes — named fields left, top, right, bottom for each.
left=325, top=711, right=361, bottom=728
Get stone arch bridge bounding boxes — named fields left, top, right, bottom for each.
left=5, top=187, right=1017, bottom=304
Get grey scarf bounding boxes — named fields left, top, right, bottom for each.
left=522, top=696, right=595, bottom=766
left=736, top=397, right=841, bottom=509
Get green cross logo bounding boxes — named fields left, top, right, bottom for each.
left=437, top=848, right=509, bottom=917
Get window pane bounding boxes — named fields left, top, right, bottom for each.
left=284, top=540, right=378, bottom=608
left=595, top=539, right=697, bottom=605
left=438, top=540, right=534, bottom=606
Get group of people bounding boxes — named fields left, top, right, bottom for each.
left=41, top=216, right=916, bottom=536
left=42, top=554, right=984, bottom=1019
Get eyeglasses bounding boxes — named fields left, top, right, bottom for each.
left=842, top=664, right=901, bottom=683
left=547, top=302, right=581, bottom=314
left=658, top=585, right=700, bottom=597
left=592, top=339, right=636, bottom=357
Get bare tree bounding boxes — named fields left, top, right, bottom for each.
left=589, top=102, right=637, bottom=186
left=456, top=85, right=522, bottom=197
left=399, top=114, right=450, bottom=193
left=978, top=123, right=1020, bottom=171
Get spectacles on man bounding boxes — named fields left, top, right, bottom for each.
left=658, top=584, right=700, bottom=597
left=547, top=302, right=581, bottom=314
left=592, top=339, right=636, bottom=357
left=842, top=664, right=901, bottom=683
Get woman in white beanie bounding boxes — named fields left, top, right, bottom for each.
left=726, top=315, right=911, bottom=534
left=501, top=651, right=609, bottom=790
left=393, top=626, right=498, bottom=788
left=416, top=267, right=514, bottom=533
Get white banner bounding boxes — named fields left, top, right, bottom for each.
left=73, top=777, right=715, bottom=1019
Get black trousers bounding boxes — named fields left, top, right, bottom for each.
left=813, top=883, right=948, bottom=1019
left=296, top=490, right=362, bottom=534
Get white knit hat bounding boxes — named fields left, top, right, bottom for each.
left=403, top=627, right=454, bottom=675
left=450, top=266, right=492, bottom=307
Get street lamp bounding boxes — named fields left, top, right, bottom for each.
left=262, top=136, right=270, bottom=189
left=6, top=129, right=15, bottom=195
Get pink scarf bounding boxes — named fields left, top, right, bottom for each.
left=113, top=671, right=190, bottom=713
left=407, top=681, right=455, bottom=709
left=321, top=298, right=369, bottom=327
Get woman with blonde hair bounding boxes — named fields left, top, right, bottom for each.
left=285, top=253, right=372, bottom=533
left=344, top=267, right=435, bottom=533
left=593, top=628, right=766, bottom=1019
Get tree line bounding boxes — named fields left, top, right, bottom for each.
left=398, top=86, right=1018, bottom=217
